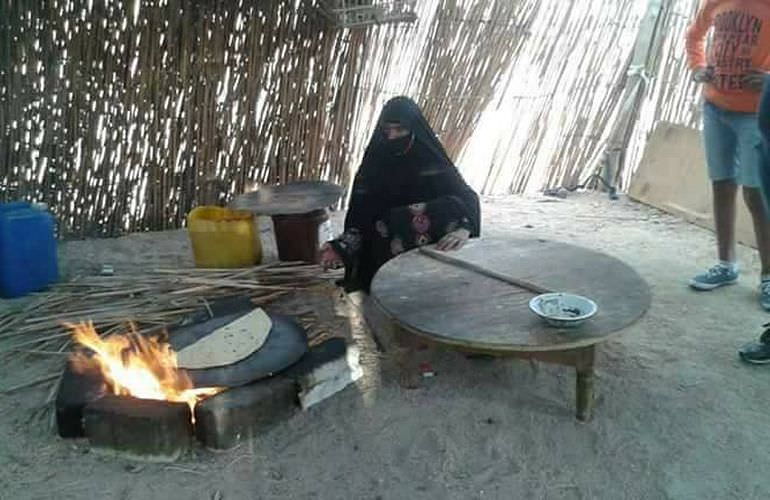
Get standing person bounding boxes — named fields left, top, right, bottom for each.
left=686, top=0, right=770, bottom=309
left=739, top=78, right=770, bottom=363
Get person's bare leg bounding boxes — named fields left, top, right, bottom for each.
left=743, top=187, right=770, bottom=276
left=692, top=180, right=741, bottom=290
left=713, top=180, right=739, bottom=263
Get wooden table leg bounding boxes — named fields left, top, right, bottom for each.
left=393, top=325, right=421, bottom=389
left=574, top=346, right=596, bottom=422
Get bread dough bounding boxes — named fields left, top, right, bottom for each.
left=176, top=308, right=272, bottom=369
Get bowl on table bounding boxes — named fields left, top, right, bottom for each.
left=528, top=292, right=598, bottom=329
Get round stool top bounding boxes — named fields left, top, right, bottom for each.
left=230, top=181, right=343, bottom=216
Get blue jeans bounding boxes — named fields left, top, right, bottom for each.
left=702, top=100, right=764, bottom=187
left=758, top=80, right=770, bottom=216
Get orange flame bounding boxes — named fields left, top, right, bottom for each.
left=68, top=322, right=221, bottom=420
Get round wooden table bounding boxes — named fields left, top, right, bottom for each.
left=370, top=237, right=651, bottom=421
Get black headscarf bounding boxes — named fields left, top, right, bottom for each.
left=344, top=96, right=481, bottom=236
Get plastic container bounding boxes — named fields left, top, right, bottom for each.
left=271, top=209, right=329, bottom=264
left=0, top=201, right=59, bottom=298
left=187, top=206, right=262, bottom=268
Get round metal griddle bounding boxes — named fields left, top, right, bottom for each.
left=230, top=180, right=343, bottom=216
left=168, top=299, right=308, bottom=388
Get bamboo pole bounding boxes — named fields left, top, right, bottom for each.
left=0, top=0, right=702, bottom=237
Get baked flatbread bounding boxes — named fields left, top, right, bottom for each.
left=176, top=308, right=272, bottom=369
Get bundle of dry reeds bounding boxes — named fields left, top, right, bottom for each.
left=0, top=262, right=345, bottom=435
left=0, top=262, right=341, bottom=390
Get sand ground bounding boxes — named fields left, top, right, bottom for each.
left=1, top=192, right=769, bottom=500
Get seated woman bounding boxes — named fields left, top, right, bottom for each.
left=320, top=96, right=481, bottom=292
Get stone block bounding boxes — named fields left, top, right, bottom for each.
left=55, top=360, right=107, bottom=438
left=83, top=395, right=193, bottom=462
left=194, top=376, right=297, bottom=450
left=289, top=338, right=363, bottom=410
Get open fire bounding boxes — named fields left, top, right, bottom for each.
left=56, top=311, right=358, bottom=458
left=68, top=322, right=222, bottom=420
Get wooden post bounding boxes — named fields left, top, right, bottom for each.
left=575, top=346, right=596, bottom=422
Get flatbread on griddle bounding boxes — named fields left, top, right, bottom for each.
left=176, top=308, right=272, bottom=369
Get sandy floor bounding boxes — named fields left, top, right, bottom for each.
left=1, top=192, right=769, bottom=500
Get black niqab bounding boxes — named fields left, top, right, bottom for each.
left=345, top=96, right=481, bottom=236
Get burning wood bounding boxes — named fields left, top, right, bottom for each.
left=54, top=314, right=361, bottom=457
left=68, top=322, right=221, bottom=420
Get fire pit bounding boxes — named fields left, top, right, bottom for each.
left=56, top=297, right=363, bottom=461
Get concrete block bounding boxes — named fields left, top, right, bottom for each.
left=56, top=360, right=107, bottom=438
left=83, top=395, right=193, bottom=463
left=194, top=376, right=297, bottom=450
left=291, top=338, right=363, bottom=410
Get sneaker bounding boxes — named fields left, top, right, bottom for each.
left=738, top=324, right=770, bottom=364
left=740, top=341, right=770, bottom=366
left=739, top=342, right=770, bottom=364
left=761, top=281, right=770, bottom=311
left=689, top=264, right=739, bottom=290
left=760, top=326, right=770, bottom=344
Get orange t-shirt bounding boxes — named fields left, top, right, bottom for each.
left=686, top=0, right=770, bottom=113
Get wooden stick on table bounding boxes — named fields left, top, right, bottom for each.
left=418, top=247, right=553, bottom=295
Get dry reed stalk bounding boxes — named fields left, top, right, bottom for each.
left=3, top=0, right=702, bottom=233
left=1, top=0, right=547, bottom=236
left=0, top=373, right=61, bottom=395
left=0, top=262, right=336, bottom=358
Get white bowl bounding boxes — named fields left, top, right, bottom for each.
left=528, top=293, right=598, bottom=329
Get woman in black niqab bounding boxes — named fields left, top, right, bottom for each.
left=321, top=96, right=481, bottom=292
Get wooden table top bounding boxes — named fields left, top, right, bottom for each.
left=370, top=237, right=651, bottom=353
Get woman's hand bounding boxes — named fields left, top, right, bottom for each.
left=436, top=228, right=470, bottom=252
left=319, top=243, right=344, bottom=270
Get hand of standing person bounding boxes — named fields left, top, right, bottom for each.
left=743, top=69, right=770, bottom=92
left=436, top=228, right=470, bottom=252
left=692, top=65, right=715, bottom=83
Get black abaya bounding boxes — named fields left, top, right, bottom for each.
left=329, top=96, right=481, bottom=292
